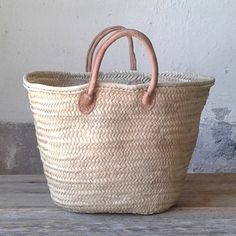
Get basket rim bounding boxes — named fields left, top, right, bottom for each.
left=23, top=70, right=215, bottom=92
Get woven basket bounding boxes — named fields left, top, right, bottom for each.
left=23, top=27, right=214, bottom=214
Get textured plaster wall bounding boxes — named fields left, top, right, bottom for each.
left=0, top=0, right=235, bottom=173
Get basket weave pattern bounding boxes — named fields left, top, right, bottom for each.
left=25, top=71, right=213, bottom=214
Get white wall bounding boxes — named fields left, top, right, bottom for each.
left=0, top=0, right=235, bottom=123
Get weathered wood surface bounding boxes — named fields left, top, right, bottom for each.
left=0, top=174, right=235, bottom=235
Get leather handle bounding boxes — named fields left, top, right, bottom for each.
left=79, top=28, right=159, bottom=115
left=86, top=26, right=137, bottom=72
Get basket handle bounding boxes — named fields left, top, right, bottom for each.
left=79, top=28, right=159, bottom=115
left=86, top=26, right=137, bottom=72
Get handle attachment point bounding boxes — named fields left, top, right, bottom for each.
left=79, top=93, right=95, bottom=115
left=141, top=91, right=155, bottom=110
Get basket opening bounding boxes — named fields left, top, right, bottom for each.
left=24, top=71, right=215, bottom=89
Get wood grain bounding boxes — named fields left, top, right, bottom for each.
left=0, top=174, right=235, bottom=235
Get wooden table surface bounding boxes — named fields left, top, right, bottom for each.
left=0, top=174, right=235, bottom=235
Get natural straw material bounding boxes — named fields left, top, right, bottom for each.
left=24, top=28, right=214, bottom=214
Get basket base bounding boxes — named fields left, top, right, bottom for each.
left=52, top=199, right=176, bottom=215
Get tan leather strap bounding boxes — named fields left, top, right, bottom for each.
left=86, top=26, right=137, bottom=72
left=79, top=28, right=159, bottom=115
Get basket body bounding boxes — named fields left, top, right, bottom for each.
left=24, top=71, right=214, bottom=214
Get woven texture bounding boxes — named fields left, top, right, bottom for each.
left=24, top=71, right=214, bottom=214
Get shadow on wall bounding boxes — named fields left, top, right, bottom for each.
left=0, top=122, right=42, bottom=174
left=189, top=107, right=236, bottom=173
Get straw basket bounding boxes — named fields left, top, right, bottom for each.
left=23, top=27, right=214, bottom=214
